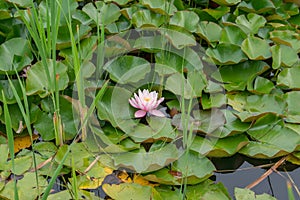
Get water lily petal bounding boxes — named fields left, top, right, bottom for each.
left=135, top=110, right=147, bottom=118
left=129, top=98, right=139, bottom=108
left=149, top=109, right=165, bottom=117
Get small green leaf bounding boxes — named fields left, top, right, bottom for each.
left=104, top=55, right=151, bottom=84
left=270, top=30, right=300, bottom=52
left=241, top=36, right=271, bottom=60
left=169, top=11, right=199, bottom=32
left=26, top=60, right=69, bottom=97
left=220, top=25, right=247, bottom=46
left=211, top=0, right=241, bottom=6
left=235, top=13, right=267, bottom=34
left=270, top=44, right=298, bottom=69
left=235, top=188, right=277, bottom=200
left=196, top=21, right=222, bottom=44
left=82, top=2, right=121, bottom=26
left=277, top=66, right=300, bottom=89
left=140, top=0, right=177, bottom=15
left=248, top=76, right=274, bottom=94
left=238, top=0, right=275, bottom=14
left=132, top=9, right=165, bottom=27
left=0, top=38, right=33, bottom=74
left=284, top=91, right=300, bottom=123
left=206, top=43, right=248, bottom=65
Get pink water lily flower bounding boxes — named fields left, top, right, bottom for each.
left=129, top=89, right=165, bottom=118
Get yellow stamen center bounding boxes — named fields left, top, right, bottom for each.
left=144, top=97, right=151, bottom=102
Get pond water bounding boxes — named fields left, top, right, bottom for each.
left=215, top=158, right=300, bottom=200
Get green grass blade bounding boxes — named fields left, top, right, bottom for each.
left=2, top=91, right=19, bottom=200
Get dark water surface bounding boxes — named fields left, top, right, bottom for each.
left=215, top=161, right=300, bottom=200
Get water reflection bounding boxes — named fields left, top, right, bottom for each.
left=214, top=155, right=300, bottom=200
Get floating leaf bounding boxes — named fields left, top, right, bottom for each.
left=212, top=0, right=240, bottom=6
left=169, top=11, right=199, bottom=32
left=241, top=36, right=271, bottom=60
left=82, top=2, right=121, bottom=26
left=196, top=21, right=222, bottom=45
left=56, top=24, right=91, bottom=50
left=238, top=0, right=275, bottom=14
left=26, top=60, right=69, bottom=97
left=186, top=179, right=231, bottom=200
left=206, top=43, right=248, bottom=65
left=104, top=55, right=151, bottom=84
left=270, top=44, right=298, bottom=69
left=220, top=25, right=247, bottom=46
left=132, top=9, right=164, bottom=28
left=0, top=80, right=22, bottom=104
left=247, top=115, right=300, bottom=152
left=165, top=70, right=207, bottom=98
left=190, top=134, right=249, bottom=157
left=235, top=13, right=267, bottom=34
left=203, top=6, right=230, bottom=20
left=284, top=91, right=300, bottom=123
left=0, top=37, right=33, bottom=74
left=229, top=94, right=285, bottom=122
left=171, top=151, right=215, bottom=183
left=113, top=143, right=183, bottom=173
left=140, top=0, right=177, bottom=15
left=239, top=141, right=289, bottom=158
left=277, top=66, right=300, bottom=89
left=212, top=61, right=269, bottom=91
left=270, top=30, right=300, bottom=52
left=235, top=188, right=277, bottom=200
left=210, top=110, right=251, bottom=138
left=104, top=0, right=131, bottom=5
left=248, top=76, right=274, bottom=94
left=102, top=183, right=156, bottom=200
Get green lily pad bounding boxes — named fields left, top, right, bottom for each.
left=104, top=55, right=151, bottom=84
left=235, top=13, right=267, bottom=34
left=56, top=24, right=91, bottom=50
left=162, top=26, right=197, bottom=49
left=248, top=76, right=274, bottom=94
left=241, top=36, right=271, bottom=60
left=5, top=0, right=32, bottom=7
left=206, top=43, right=248, bottom=65
left=104, top=0, right=131, bottom=5
left=26, top=60, right=69, bottom=97
left=105, top=16, right=131, bottom=34
left=82, top=2, right=121, bottom=26
left=229, top=94, right=286, bottom=122
left=220, top=25, right=247, bottom=46
left=239, top=141, right=289, bottom=158
left=132, top=9, right=165, bottom=28
left=277, top=66, right=300, bottom=89
left=270, top=30, right=300, bottom=52
left=284, top=91, right=300, bottom=123
left=210, top=110, right=251, bottom=138
left=247, top=115, right=300, bottom=152
left=0, top=37, right=33, bottom=74
left=0, top=80, right=22, bottom=104
left=235, top=188, right=277, bottom=200
left=165, top=70, right=206, bottom=98
left=113, top=143, right=183, bottom=173
left=186, top=179, right=231, bottom=200
left=238, top=0, right=275, bottom=14
left=34, top=96, right=79, bottom=141
left=103, top=183, right=156, bottom=200
left=140, top=0, right=177, bottom=15
left=190, top=134, right=249, bottom=157
left=96, top=86, right=137, bottom=131
left=270, top=44, right=298, bottom=69
left=212, top=61, right=270, bottom=91
left=169, top=11, right=199, bottom=32
left=171, top=151, right=215, bottom=183
left=196, top=21, right=222, bottom=45
left=0, top=173, right=47, bottom=200
left=127, top=117, right=178, bottom=143
left=201, top=93, right=226, bottom=109
left=203, top=6, right=230, bottom=20
left=212, top=0, right=240, bottom=6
